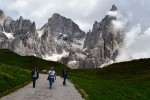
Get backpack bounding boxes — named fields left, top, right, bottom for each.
left=47, top=71, right=54, bottom=80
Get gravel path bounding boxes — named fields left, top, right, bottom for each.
left=1, top=74, right=84, bottom=100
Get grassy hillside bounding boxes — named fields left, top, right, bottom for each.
left=69, top=59, right=150, bottom=100
left=0, top=64, right=31, bottom=97
left=1, top=49, right=150, bottom=100
left=0, top=49, right=67, bottom=74
left=0, top=49, right=67, bottom=98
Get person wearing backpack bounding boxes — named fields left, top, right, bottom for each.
left=61, top=67, right=68, bottom=86
left=31, top=67, right=39, bottom=88
left=48, top=67, right=56, bottom=89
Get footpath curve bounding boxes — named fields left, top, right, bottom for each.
left=1, top=74, right=83, bottom=100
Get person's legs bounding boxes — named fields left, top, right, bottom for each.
left=49, top=79, right=51, bottom=88
left=53, top=78, right=54, bottom=83
left=49, top=78, right=53, bottom=89
left=63, top=77, right=67, bottom=86
left=32, top=77, right=36, bottom=88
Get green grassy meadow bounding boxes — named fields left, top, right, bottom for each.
left=69, top=59, right=150, bottom=100
left=1, top=49, right=150, bottom=100
left=0, top=64, right=31, bottom=97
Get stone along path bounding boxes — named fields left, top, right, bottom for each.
left=1, top=74, right=83, bottom=100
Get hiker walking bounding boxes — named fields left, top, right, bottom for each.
left=31, top=67, right=39, bottom=88
left=61, top=67, right=68, bottom=86
left=48, top=67, right=56, bottom=89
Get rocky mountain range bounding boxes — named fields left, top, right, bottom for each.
left=0, top=5, right=124, bottom=68
left=82, top=5, right=124, bottom=68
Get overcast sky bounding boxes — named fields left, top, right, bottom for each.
left=0, top=0, right=150, bottom=32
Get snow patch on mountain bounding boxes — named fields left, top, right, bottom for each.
left=43, top=50, right=69, bottom=61
left=100, top=60, right=114, bottom=68
left=76, top=53, right=86, bottom=60
left=67, top=61, right=77, bottom=69
left=2, top=31, right=14, bottom=39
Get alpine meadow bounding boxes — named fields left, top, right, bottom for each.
left=1, top=0, right=150, bottom=100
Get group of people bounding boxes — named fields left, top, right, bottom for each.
left=31, top=67, right=68, bottom=89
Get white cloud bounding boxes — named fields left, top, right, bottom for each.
left=144, top=27, right=150, bottom=36
left=124, top=25, right=141, bottom=48
left=116, top=25, right=150, bottom=62
left=107, top=11, right=118, bottom=17
left=112, top=20, right=125, bottom=31
left=109, top=11, right=128, bottom=33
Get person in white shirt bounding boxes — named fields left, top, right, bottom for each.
left=48, top=67, right=56, bottom=89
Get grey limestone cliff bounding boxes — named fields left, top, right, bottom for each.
left=0, top=5, right=123, bottom=68
left=82, top=5, right=123, bottom=68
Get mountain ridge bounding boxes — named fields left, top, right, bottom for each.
left=0, top=5, right=124, bottom=68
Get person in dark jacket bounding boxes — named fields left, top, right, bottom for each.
left=31, top=67, right=39, bottom=88
left=61, top=67, right=68, bottom=86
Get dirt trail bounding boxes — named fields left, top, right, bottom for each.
left=1, top=74, right=84, bottom=100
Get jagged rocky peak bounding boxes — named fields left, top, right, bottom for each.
left=0, top=10, right=5, bottom=27
left=19, top=16, right=23, bottom=20
left=83, top=5, right=123, bottom=68
left=30, top=22, right=36, bottom=33
left=49, top=13, right=72, bottom=27
left=110, top=4, right=117, bottom=11
left=0, top=10, right=40, bottom=56
left=92, top=21, right=99, bottom=31
left=52, top=13, right=62, bottom=18
left=41, top=13, right=85, bottom=41
left=0, top=10, right=5, bottom=19
left=48, top=13, right=68, bottom=24
left=50, top=13, right=72, bottom=24
left=17, top=16, right=32, bottom=24
left=32, top=22, right=36, bottom=29
left=18, top=16, right=32, bottom=23
left=0, top=10, right=13, bottom=33
left=93, top=21, right=98, bottom=26
left=11, top=15, right=34, bottom=36
left=36, top=13, right=86, bottom=69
